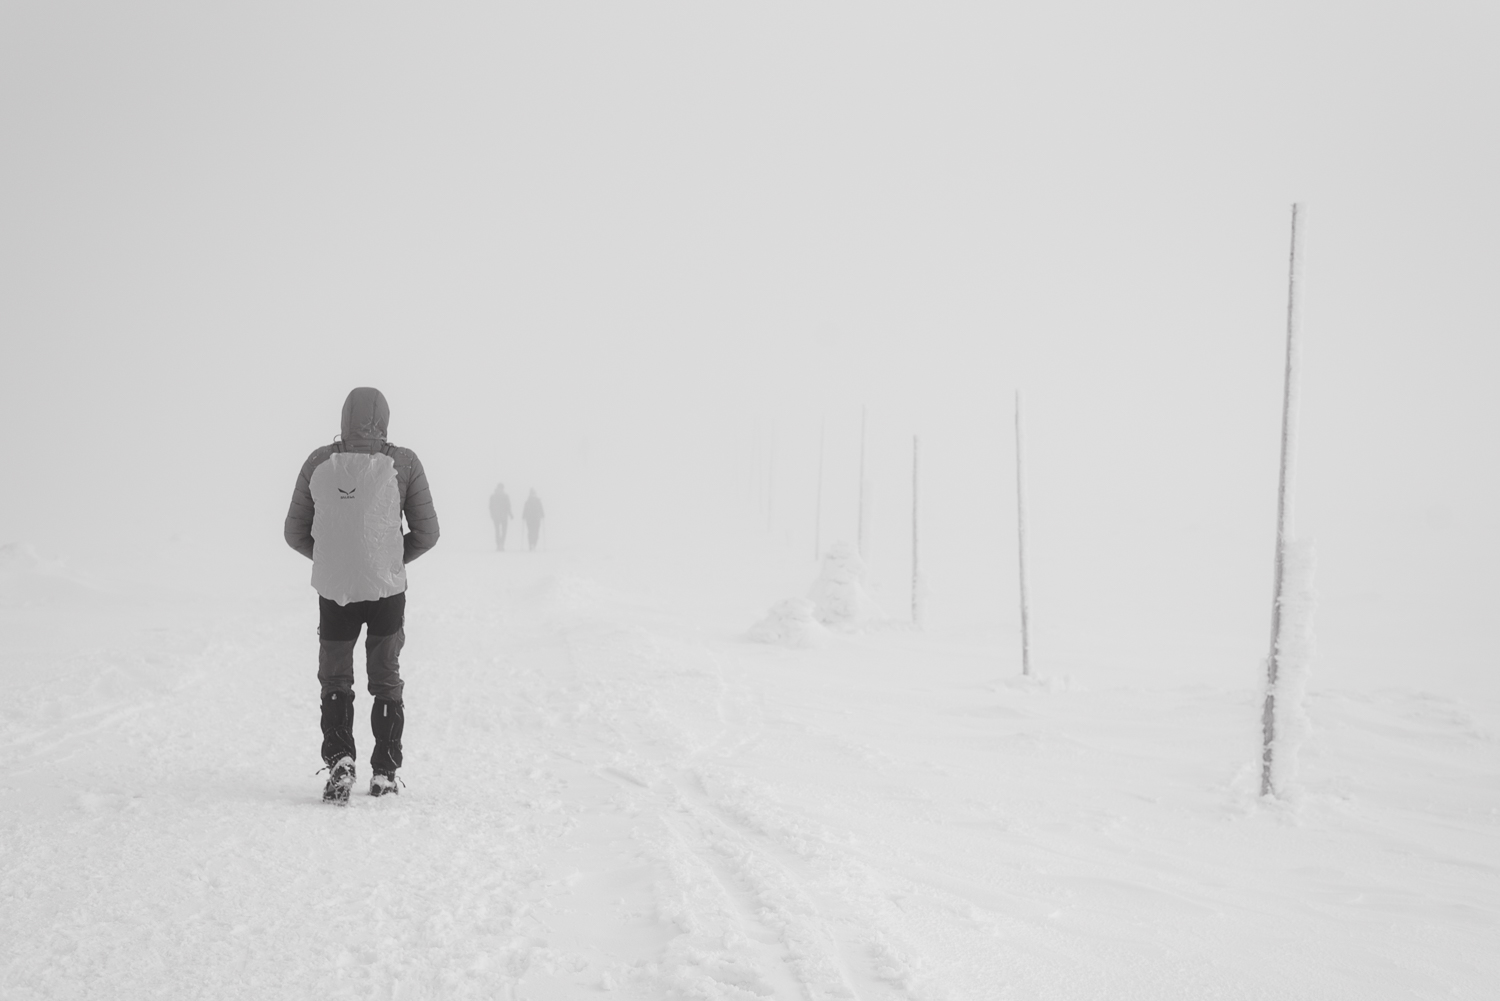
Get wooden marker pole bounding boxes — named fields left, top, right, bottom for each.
left=1261, top=203, right=1304, bottom=798
left=1015, top=391, right=1032, bottom=677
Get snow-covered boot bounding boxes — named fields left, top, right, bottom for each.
left=322, top=756, right=356, bottom=805
left=369, top=772, right=400, bottom=797
left=370, top=698, right=404, bottom=795
left=320, top=691, right=357, bottom=767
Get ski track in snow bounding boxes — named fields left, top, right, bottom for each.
left=3, top=549, right=1499, bottom=999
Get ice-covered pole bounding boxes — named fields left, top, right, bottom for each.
left=911, top=434, right=923, bottom=628
left=1015, top=390, right=1032, bottom=677
left=1262, top=203, right=1308, bottom=798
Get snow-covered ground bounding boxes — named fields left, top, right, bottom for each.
left=3, top=539, right=1497, bottom=1000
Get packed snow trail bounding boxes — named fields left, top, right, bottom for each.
left=2, top=544, right=1498, bottom=999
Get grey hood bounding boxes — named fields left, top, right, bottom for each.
left=341, top=387, right=390, bottom=443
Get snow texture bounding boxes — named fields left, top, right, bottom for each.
left=2, top=542, right=1496, bottom=1001
left=1267, top=537, right=1317, bottom=797
left=748, top=598, right=830, bottom=649
left=806, top=542, right=882, bottom=630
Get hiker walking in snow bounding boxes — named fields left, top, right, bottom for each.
left=488, top=483, right=513, bottom=551
left=522, top=488, right=545, bottom=551
left=284, top=387, right=440, bottom=803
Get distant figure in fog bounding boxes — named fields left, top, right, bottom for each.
left=488, top=483, right=512, bottom=551
left=522, top=489, right=545, bottom=551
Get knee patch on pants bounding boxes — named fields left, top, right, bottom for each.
left=365, top=629, right=405, bottom=702
left=318, top=640, right=357, bottom=697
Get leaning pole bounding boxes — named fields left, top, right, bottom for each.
left=1261, top=203, right=1305, bottom=798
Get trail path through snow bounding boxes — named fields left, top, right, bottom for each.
left=3, top=547, right=1498, bottom=999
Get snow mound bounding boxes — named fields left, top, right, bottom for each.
left=748, top=598, right=829, bottom=648
left=1266, top=538, right=1317, bottom=797
left=995, top=673, right=1075, bottom=694
left=807, top=542, right=881, bottom=630
left=0, top=542, right=49, bottom=573
left=0, top=542, right=111, bottom=608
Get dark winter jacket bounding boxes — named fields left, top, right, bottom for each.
left=284, top=388, right=441, bottom=574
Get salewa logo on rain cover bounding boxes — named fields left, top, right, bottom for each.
left=338, top=487, right=357, bottom=499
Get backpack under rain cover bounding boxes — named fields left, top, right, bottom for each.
left=309, top=451, right=406, bottom=605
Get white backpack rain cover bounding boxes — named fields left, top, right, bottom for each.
left=309, top=451, right=406, bottom=605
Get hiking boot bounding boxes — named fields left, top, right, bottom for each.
left=369, top=771, right=400, bottom=797
left=322, top=756, right=356, bottom=805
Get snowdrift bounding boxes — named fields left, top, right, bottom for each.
left=749, top=542, right=884, bottom=647
left=747, top=597, right=829, bottom=648
left=0, top=542, right=114, bottom=608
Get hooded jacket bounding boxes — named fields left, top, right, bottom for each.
left=284, top=388, right=440, bottom=604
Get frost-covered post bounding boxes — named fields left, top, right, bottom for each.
left=1261, top=203, right=1317, bottom=799
left=1015, top=390, right=1032, bottom=676
left=911, top=434, right=923, bottom=628
left=814, top=415, right=826, bottom=561
left=857, top=406, right=869, bottom=560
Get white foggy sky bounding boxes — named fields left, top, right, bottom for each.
left=3, top=3, right=1497, bottom=688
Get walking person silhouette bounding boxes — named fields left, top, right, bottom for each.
left=489, top=483, right=512, bottom=551
left=522, top=488, right=545, bottom=552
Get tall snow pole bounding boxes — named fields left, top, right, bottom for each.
left=1262, top=203, right=1305, bottom=798
left=911, top=434, right=923, bottom=628
left=857, top=406, right=869, bottom=560
left=1015, top=390, right=1032, bottom=677
left=814, top=415, right=826, bottom=561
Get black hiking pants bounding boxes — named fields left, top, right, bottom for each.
left=317, top=591, right=405, bottom=772
left=318, top=591, right=405, bottom=700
